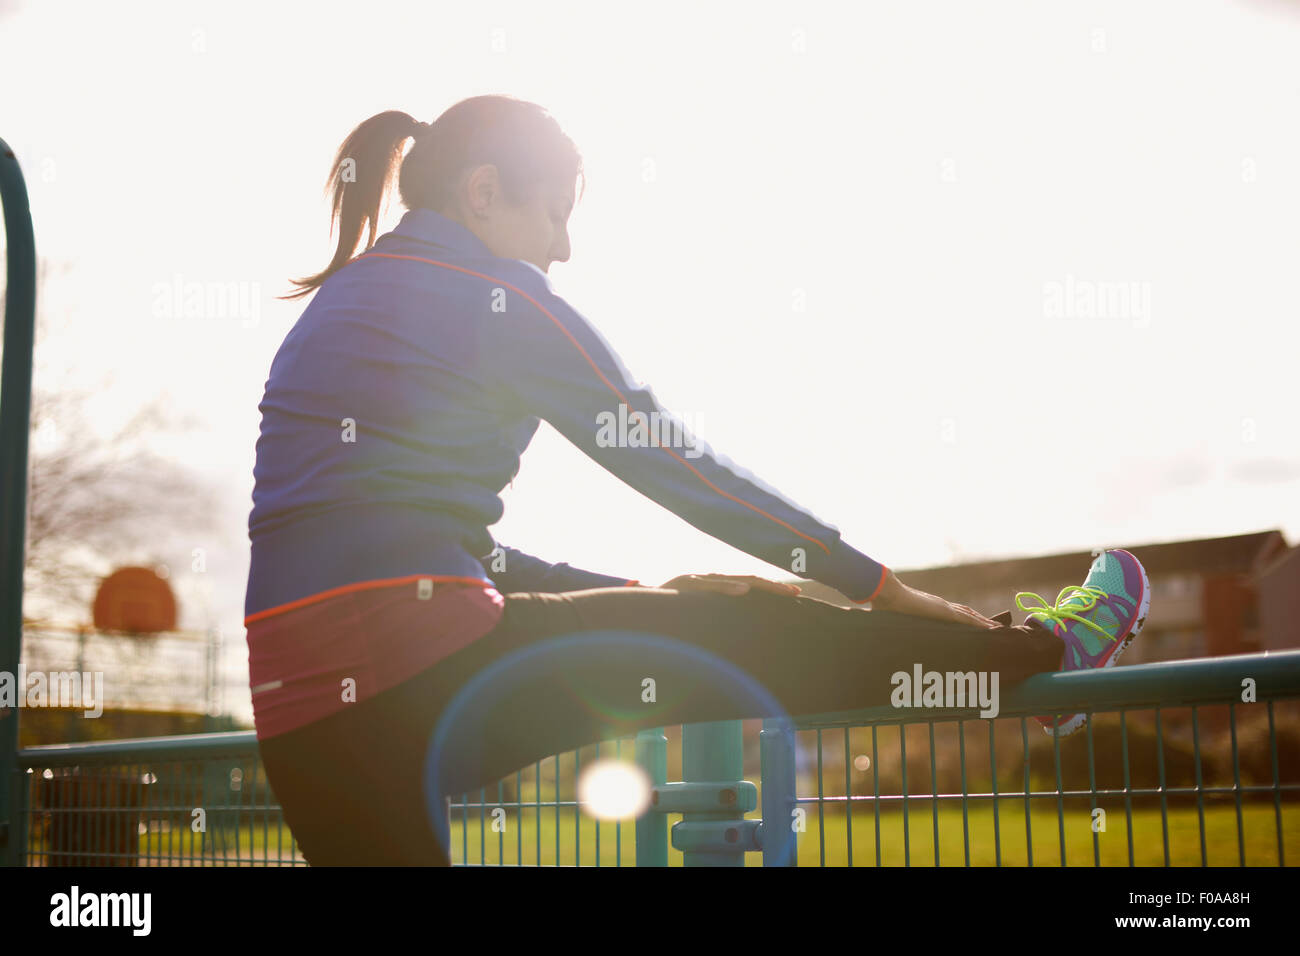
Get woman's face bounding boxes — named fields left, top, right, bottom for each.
left=450, top=166, right=575, bottom=274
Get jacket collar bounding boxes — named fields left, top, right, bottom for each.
left=388, top=207, right=495, bottom=258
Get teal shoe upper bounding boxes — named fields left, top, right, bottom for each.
left=1016, top=550, right=1142, bottom=671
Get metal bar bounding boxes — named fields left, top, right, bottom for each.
left=794, top=651, right=1300, bottom=731
left=815, top=728, right=825, bottom=867
left=0, top=136, right=37, bottom=869
left=141, top=761, right=150, bottom=866
left=1155, top=707, right=1170, bottom=866
left=871, top=725, right=880, bottom=867
left=899, top=724, right=909, bottom=867
left=1191, top=706, right=1206, bottom=866
left=21, top=731, right=260, bottom=765
left=1228, top=702, right=1244, bottom=866
left=928, top=721, right=939, bottom=866
left=575, top=748, right=580, bottom=865
left=842, top=727, right=853, bottom=867
left=1086, top=716, right=1099, bottom=867
left=958, top=720, right=969, bottom=867
left=515, top=770, right=522, bottom=866
left=989, top=720, right=1001, bottom=867
left=759, top=717, right=796, bottom=867
left=679, top=720, right=745, bottom=867
left=12, top=757, right=28, bottom=867
left=1052, top=715, right=1066, bottom=865
left=1120, top=710, right=1134, bottom=867
left=276, top=758, right=284, bottom=865
left=1268, top=700, right=1283, bottom=866
left=614, top=740, right=621, bottom=867
left=634, top=729, right=667, bottom=867
left=84, top=767, right=93, bottom=865
left=1021, top=718, right=1032, bottom=867
left=232, top=763, right=241, bottom=865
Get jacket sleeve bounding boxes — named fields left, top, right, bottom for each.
left=479, top=265, right=890, bottom=604
left=479, top=541, right=640, bottom=593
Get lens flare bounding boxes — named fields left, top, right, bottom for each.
left=577, top=759, right=652, bottom=820
left=423, top=628, right=794, bottom=851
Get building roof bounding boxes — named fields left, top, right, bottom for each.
left=1258, top=541, right=1300, bottom=581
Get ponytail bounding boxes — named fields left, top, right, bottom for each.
left=284, top=95, right=584, bottom=301
left=283, top=110, right=423, bottom=300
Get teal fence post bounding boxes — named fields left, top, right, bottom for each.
left=674, top=720, right=756, bottom=866
left=634, top=728, right=667, bottom=866
left=7, top=759, right=28, bottom=867
left=0, top=136, right=37, bottom=868
left=759, top=717, right=797, bottom=866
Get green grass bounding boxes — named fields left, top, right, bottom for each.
left=26, top=817, right=305, bottom=866
left=794, top=799, right=1297, bottom=867
left=134, top=820, right=304, bottom=865
left=446, top=800, right=1298, bottom=867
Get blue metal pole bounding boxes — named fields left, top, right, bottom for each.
left=760, top=717, right=797, bottom=866
left=0, top=136, right=37, bottom=868
left=679, top=720, right=745, bottom=866
left=634, top=728, right=667, bottom=866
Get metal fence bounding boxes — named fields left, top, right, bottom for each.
left=13, top=649, right=1299, bottom=866
left=783, top=649, right=1300, bottom=867
left=17, top=732, right=299, bottom=866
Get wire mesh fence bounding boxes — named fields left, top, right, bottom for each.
left=18, top=734, right=301, bottom=867
left=14, top=650, right=1300, bottom=867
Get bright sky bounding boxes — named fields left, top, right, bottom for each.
left=3, top=0, right=1299, bottom=721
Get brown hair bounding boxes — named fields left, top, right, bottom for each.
left=284, top=95, right=584, bottom=299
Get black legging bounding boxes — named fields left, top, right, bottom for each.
left=257, top=586, right=1060, bottom=865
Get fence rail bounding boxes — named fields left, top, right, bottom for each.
left=12, top=649, right=1299, bottom=867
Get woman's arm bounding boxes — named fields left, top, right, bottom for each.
left=480, top=542, right=639, bottom=592
left=479, top=265, right=888, bottom=605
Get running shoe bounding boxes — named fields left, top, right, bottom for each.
left=1015, top=548, right=1151, bottom=737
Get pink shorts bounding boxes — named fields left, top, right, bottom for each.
left=245, top=579, right=505, bottom=741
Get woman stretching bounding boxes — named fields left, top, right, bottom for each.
left=245, top=94, right=1150, bottom=866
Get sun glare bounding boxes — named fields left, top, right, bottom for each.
left=576, top=759, right=652, bottom=820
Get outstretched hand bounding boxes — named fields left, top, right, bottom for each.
left=869, top=569, right=1000, bottom=629
left=655, top=573, right=802, bottom=597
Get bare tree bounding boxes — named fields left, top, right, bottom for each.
left=16, top=264, right=224, bottom=625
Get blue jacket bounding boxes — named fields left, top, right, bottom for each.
left=244, top=208, right=888, bottom=620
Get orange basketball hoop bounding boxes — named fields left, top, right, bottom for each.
left=92, top=566, right=177, bottom=635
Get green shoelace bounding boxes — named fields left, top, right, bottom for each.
left=1015, top=585, right=1118, bottom=643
